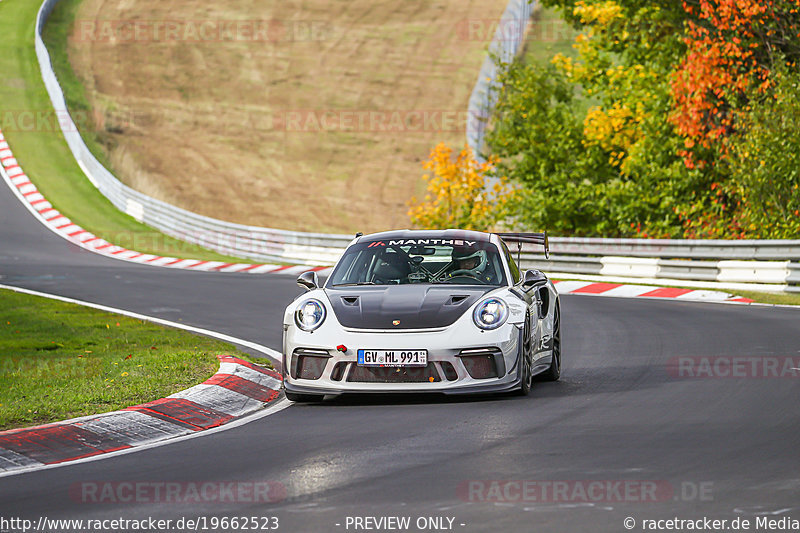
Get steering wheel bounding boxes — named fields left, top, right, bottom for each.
left=447, top=269, right=483, bottom=282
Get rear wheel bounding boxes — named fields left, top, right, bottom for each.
left=285, top=391, right=325, bottom=403
left=516, top=312, right=534, bottom=396
left=538, top=301, right=561, bottom=382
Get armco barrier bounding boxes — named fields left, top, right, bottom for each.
left=466, top=0, right=535, bottom=161
left=517, top=252, right=800, bottom=292
left=30, top=0, right=800, bottom=291
left=547, top=237, right=800, bottom=260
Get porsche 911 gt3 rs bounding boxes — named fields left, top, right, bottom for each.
left=281, top=229, right=561, bottom=401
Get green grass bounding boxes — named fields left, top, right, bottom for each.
left=0, top=0, right=254, bottom=263
left=0, top=288, right=265, bottom=430
left=519, top=7, right=598, bottom=114
left=732, top=290, right=800, bottom=306
left=522, top=6, right=580, bottom=67
left=41, top=0, right=115, bottom=171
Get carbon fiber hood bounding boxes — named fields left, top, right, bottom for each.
left=325, top=285, right=495, bottom=329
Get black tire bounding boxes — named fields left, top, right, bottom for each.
left=538, top=300, right=561, bottom=382
left=516, top=312, right=534, bottom=396
left=285, top=391, right=325, bottom=403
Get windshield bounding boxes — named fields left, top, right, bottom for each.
left=327, top=239, right=508, bottom=287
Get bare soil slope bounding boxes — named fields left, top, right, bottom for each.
left=67, top=0, right=508, bottom=233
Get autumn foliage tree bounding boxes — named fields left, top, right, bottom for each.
left=489, top=0, right=696, bottom=237
left=477, top=0, right=800, bottom=239
left=670, top=0, right=800, bottom=236
left=416, top=1, right=800, bottom=238
left=672, top=0, right=800, bottom=151
left=408, top=143, right=517, bottom=231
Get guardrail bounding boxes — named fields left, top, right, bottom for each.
left=466, top=0, right=535, bottom=161
left=545, top=237, right=800, bottom=261
left=515, top=246, right=800, bottom=292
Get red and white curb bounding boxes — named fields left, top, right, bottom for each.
left=0, top=129, right=331, bottom=276
left=0, top=355, right=282, bottom=474
left=553, top=280, right=754, bottom=303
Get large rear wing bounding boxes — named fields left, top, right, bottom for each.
left=496, top=232, right=550, bottom=260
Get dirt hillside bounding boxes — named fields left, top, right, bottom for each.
left=67, top=0, right=509, bottom=233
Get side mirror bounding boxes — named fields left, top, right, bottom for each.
left=297, top=271, right=319, bottom=291
left=520, top=269, right=547, bottom=292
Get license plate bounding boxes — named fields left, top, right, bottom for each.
left=357, top=349, right=427, bottom=367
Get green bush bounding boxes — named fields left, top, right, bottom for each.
left=487, top=62, right=619, bottom=235
left=726, top=64, right=800, bottom=238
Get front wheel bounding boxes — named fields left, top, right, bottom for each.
left=285, top=391, right=325, bottom=403
left=516, top=313, right=533, bottom=396
left=538, top=300, right=561, bottom=382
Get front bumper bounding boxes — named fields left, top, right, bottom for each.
left=282, top=321, right=526, bottom=396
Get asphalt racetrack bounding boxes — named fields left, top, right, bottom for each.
left=1, top=180, right=799, bottom=532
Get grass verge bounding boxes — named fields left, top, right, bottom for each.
left=41, top=0, right=114, bottom=171
left=730, top=290, right=800, bottom=306
left=0, top=288, right=266, bottom=431
left=0, top=0, right=254, bottom=263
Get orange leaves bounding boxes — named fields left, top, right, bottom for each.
left=671, top=0, right=800, bottom=158
left=407, top=143, right=517, bottom=231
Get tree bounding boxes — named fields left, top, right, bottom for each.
left=713, top=61, right=800, bottom=238
left=670, top=0, right=800, bottom=237
left=408, top=143, right=517, bottom=231
left=489, top=0, right=694, bottom=237
left=445, top=0, right=800, bottom=238
left=672, top=0, right=800, bottom=151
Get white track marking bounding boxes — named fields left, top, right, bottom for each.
left=245, top=264, right=285, bottom=274
left=0, top=284, right=282, bottom=361
left=596, top=284, right=655, bottom=298
left=552, top=280, right=593, bottom=293
left=676, top=289, right=733, bottom=301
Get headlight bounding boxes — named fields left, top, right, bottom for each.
left=472, top=297, right=508, bottom=330
left=295, top=299, right=326, bottom=331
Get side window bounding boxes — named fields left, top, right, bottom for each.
left=501, top=242, right=521, bottom=284
left=330, top=250, right=370, bottom=285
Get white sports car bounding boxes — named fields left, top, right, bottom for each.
left=281, top=229, right=561, bottom=402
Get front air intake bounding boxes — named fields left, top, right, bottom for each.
left=330, top=362, right=348, bottom=381
left=346, top=364, right=441, bottom=383
left=291, top=348, right=331, bottom=380
left=440, top=361, right=458, bottom=381
left=458, top=347, right=503, bottom=379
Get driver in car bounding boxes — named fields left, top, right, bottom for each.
left=448, top=247, right=495, bottom=283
